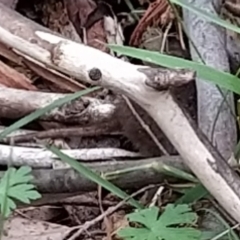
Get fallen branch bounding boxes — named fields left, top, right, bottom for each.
left=32, top=32, right=240, bottom=222
left=1, top=123, right=119, bottom=144
left=0, top=4, right=240, bottom=222
left=0, top=6, right=84, bottom=92
left=11, top=155, right=187, bottom=206
left=0, top=125, right=121, bottom=151
left=0, top=144, right=141, bottom=168
left=0, top=86, right=115, bottom=125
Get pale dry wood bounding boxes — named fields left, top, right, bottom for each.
left=0, top=0, right=18, bottom=8
left=34, top=32, right=240, bottom=223
left=0, top=3, right=240, bottom=222
left=0, top=144, right=141, bottom=168
left=0, top=86, right=115, bottom=125
left=0, top=4, right=83, bottom=92
left=1, top=123, right=119, bottom=144
left=23, top=58, right=86, bottom=92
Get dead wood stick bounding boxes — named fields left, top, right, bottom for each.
left=0, top=86, right=115, bottom=125
left=0, top=3, right=240, bottom=222
left=32, top=32, right=240, bottom=222
left=0, top=144, right=141, bottom=168
left=0, top=8, right=83, bottom=92
left=24, top=58, right=86, bottom=92
left=11, top=155, right=188, bottom=206
left=66, top=185, right=155, bottom=240
left=1, top=122, right=120, bottom=144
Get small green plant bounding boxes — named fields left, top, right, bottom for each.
left=117, top=204, right=201, bottom=240
left=0, top=166, right=41, bottom=217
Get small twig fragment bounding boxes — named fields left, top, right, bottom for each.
left=2, top=122, right=119, bottom=144
left=67, top=185, right=155, bottom=240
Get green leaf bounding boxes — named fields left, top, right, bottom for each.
left=0, top=166, right=41, bottom=217
left=170, top=0, right=240, bottom=34
left=158, top=204, right=197, bottom=226
left=118, top=204, right=201, bottom=240
left=0, top=87, right=100, bottom=140
left=47, top=145, right=143, bottom=210
left=128, top=207, right=159, bottom=229
left=109, top=45, right=240, bottom=95
left=176, top=184, right=209, bottom=204
left=8, top=184, right=39, bottom=204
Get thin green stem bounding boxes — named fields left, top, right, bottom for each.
left=123, top=0, right=139, bottom=21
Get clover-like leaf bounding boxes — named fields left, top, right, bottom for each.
left=118, top=204, right=201, bottom=240
left=0, top=166, right=41, bottom=217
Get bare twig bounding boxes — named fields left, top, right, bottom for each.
left=67, top=185, right=155, bottom=240
left=123, top=96, right=169, bottom=155
left=2, top=123, right=120, bottom=144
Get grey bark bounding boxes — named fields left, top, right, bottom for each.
left=5, top=155, right=189, bottom=206
left=183, top=0, right=237, bottom=159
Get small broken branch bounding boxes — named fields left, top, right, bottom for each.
left=0, top=144, right=141, bottom=168
left=0, top=6, right=84, bottom=92
left=0, top=86, right=115, bottom=125
left=1, top=123, right=119, bottom=144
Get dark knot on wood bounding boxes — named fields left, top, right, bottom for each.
left=89, top=68, right=102, bottom=81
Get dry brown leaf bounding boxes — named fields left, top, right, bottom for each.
left=16, top=206, right=63, bottom=222
left=102, top=211, right=129, bottom=239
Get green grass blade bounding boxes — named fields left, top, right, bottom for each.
left=47, top=145, right=144, bottom=210
left=176, top=184, right=209, bottom=204
left=0, top=87, right=100, bottom=140
left=234, top=139, right=240, bottom=160
left=170, top=0, right=240, bottom=34
left=109, top=45, right=240, bottom=94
